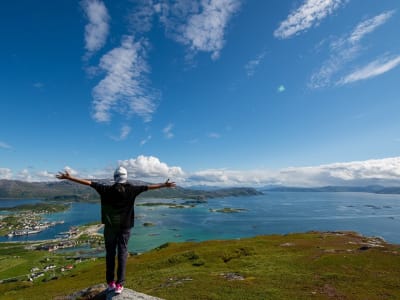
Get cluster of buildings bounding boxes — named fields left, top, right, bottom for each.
left=1, top=211, right=64, bottom=237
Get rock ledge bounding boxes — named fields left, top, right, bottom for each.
left=59, top=284, right=164, bottom=300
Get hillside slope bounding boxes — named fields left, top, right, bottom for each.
left=1, top=231, right=399, bottom=299
left=0, top=179, right=262, bottom=202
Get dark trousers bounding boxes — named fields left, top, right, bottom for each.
left=104, top=225, right=131, bottom=285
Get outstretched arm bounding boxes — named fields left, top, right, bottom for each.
left=56, top=170, right=92, bottom=186
left=147, top=178, right=176, bottom=190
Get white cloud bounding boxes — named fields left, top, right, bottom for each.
left=92, top=36, right=156, bottom=123
left=309, top=10, right=395, bottom=88
left=244, top=50, right=266, bottom=77
left=16, top=169, right=33, bottom=182
left=274, top=0, right=346, bottom=39
left=0, top=168, right=12, bottom=179
left=140, top=135, right=152, bottom=146
left=81, top=0, right=110, bottom=55
left=120, top=125, right=131, bottom=140
left=163, top=123, right=174, bottom=139
left=64, top=166, right=79, bottom=176
left=36, top=170, right=57, bottom=181
left=111, top=125, right=132, bottom=141
left=338, top=54, right=400, bottom=85
left=348, top=10, right=395, bottom=44
left=0, top=141, right=12, bottom=150
left=3, top=157, right=400, bottom=187
left=187, top=157, right=400, bottom=187
left=127, top=0, right=156, bottom=35
left=158, top=0, right=240, bottom=60
left=119, top=155, right=185, bottom=179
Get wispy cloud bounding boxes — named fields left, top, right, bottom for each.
left=140, top=135, right=152, bottom=146
left=274, top=0, right=346, bottom=39
left=92, top=36, right=156, bottom=123
left=33, top=82, right=44, bottom=89
left=163, top=123, right=174, bottom=139
left=208, top=132, right=221, bottom=139
left=339, top=54, right=400, bottom=85
left=81, top=0, right=110, bottom=56
left=111, top=125, right=132, bottom=141
left=158, top=0, right=241, bottom=60
left=0, top=141, right=12, bottom=150
left=244, top=50, right=266, bottom=77
left=348, top=10, right=395, bottom=44
left=309, top=10, right=395, bottom=88
left=127, top=0, right=156, bottom=35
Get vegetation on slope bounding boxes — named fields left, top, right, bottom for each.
left=1, top=231, right=399, bottom=300
left=0, top=179, right=262, bottom=202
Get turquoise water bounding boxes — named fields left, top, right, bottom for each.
left=1, top=192, right=400, bottom=253
left=130, top=192, right=400, bottom=252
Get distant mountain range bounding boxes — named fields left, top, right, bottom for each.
left=263, top=185, right=400, bottom=194
left=0, top=179, right=262, bottom=202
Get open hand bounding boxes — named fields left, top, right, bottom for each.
left=56, top=170, right=71, bottom=180
left=164, top=178, right=176, bottom=188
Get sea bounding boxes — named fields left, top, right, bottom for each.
left=1, top=192, right=400, bottom=253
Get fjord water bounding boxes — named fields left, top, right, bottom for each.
left=1, top=192, right=400, bottom=253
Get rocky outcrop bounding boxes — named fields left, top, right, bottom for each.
left=61, top=284, right=164, bottom=300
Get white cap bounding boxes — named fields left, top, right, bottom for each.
left=114, top=166, right=128, bottom=183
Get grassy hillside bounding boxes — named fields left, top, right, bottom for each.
left=1, top=231, right=399, bottom=299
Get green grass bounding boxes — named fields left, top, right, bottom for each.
left=0, top=232, right=399, bottom=300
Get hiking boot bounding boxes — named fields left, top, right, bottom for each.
left=115, top=283, right=124, bottom=294
left=107, top=281, right=116, bottom=292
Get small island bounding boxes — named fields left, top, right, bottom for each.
left=209, top=207, right=248, bottom=213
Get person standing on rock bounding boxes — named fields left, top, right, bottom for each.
left=56, top=166, right=176, bottom=294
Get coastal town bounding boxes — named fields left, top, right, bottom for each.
left=0, top=203, right=105, bottom=284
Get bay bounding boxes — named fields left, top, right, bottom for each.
left=1, top=192, right=399, bottom=253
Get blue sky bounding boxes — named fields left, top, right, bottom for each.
left=1, top=0, right=400, bottom=186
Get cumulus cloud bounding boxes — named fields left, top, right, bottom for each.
left=274, top=0, right=346, bottom=39
left=187, top=157, right=400, bottom=187
left=119, top=155, right=185, bottom=179
left=309, top=10, right=395, bottom=88
left=338, top=54, right=400, bottom=85
left=0, top=168, right=12, bottom=179
left=16, top=169, right=33, bottom=182
left=163, top=123, right=174, bottom=139
left=36, top=170, right=57, bottom=181
left=92, top=36, right=157, bottom=123
left=3, top=156, right=400, bottom=186
left=158, top=0, right=240, bottom=60
left=244, top=50, right=266, bottom=77
left=81, top=0, right=110, bottom=55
